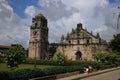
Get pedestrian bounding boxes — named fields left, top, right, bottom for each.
left=86, top=67, right=89, bottom=74
left=89, top=66, right=93, bottom=72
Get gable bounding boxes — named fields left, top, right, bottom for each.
left=60, top=23, right=102, bottom=45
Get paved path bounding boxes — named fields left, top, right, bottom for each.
left=80, top=69, right=120, bottom=80
left=57, top=67, right=120, bottom=80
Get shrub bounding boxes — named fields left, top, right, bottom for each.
left=9, top=69, right=45, bottom=80
left=93, top=52, right=120, bottom=64
left=25, top=58, right=58, bottom=66
left=25, top=58, right=120, bottom=71
left=0, top=58, right=4, bottom=63
left=4, top=44, right=27, bottom=69
left=53, top=52, right=68, bottom=66
left=65, top=61, right=101, bottom=70
left=0, top=71, right=10, bottom=80
left=0, top=66, right=84, bottom=80
left=25, top=58, right=101, bottom=70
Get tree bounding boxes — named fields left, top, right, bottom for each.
left=53, top=52, right=68, bottom=66
left=93, top=52, right=118, bottom=64
left=49, top=43, right=58, bottom=54
left=109, top=33, right=120, bottom=52
left=4, top=44, right=27, bottom=69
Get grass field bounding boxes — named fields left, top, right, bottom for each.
left=0, top=63, right=55, bottom=71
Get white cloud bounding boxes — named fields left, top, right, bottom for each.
left=94, top=25, right=107, bottom=33
left=25, top=5, right=36, bottom=17
left=0, top=0, right=29, bottom=48
left=1, top=2, right=13, bottom=11
left=38, top=0, right=120, bottom=42
left=38, top=0, right=78, bottom=21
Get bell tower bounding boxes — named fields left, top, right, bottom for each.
left=29, top=13, right=49, bottom=59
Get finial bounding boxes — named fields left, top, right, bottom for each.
left=91, top=31, right=93, bottom=34
left=67, top=33, right=70, bottom=39
left=96, top=32, right=100, bottom=38
left=61, top=35, right=64, bottom=41
left=72, top=28, right=74, bottom=31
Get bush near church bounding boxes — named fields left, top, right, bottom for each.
left=52, top=52, right=68, bottom=66
left=25, top=58, right=101, bottom=70
left=93, top=52, right=120, bottom=66
left=4, top=44, right=27, bottom=69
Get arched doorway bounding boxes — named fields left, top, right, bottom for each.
left=75, top=51, right=82, bottom=60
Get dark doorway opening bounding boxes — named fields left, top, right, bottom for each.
left=75, top=51, right=82, bottom=60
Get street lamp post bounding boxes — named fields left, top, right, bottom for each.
left=117, top=7, right=120, bottom=33
left=117, top=12, right=120, bottom=33
left=34, top=39, right=37, bottom=69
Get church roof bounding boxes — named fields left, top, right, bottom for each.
left=0, top=45, right=12, bottom=49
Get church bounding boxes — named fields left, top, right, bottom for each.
left=57, top=23, right=107, bottom=60
left=28, top=13, right=107, bottom=60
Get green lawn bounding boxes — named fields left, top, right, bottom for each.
left=0, top=63, right=55, bottom=71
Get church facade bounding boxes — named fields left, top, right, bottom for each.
left=57, top=23, right=107, bottom=61
left=28, top=13, right=49, bottom=59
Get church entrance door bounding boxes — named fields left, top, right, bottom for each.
left=75, top=51, right=82, bottom=60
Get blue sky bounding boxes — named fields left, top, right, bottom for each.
left=8, top=0, right=39, bottom=18
left=109, top=0, right=118, bottom=3
left=0, top=0, right=120, bottom=48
